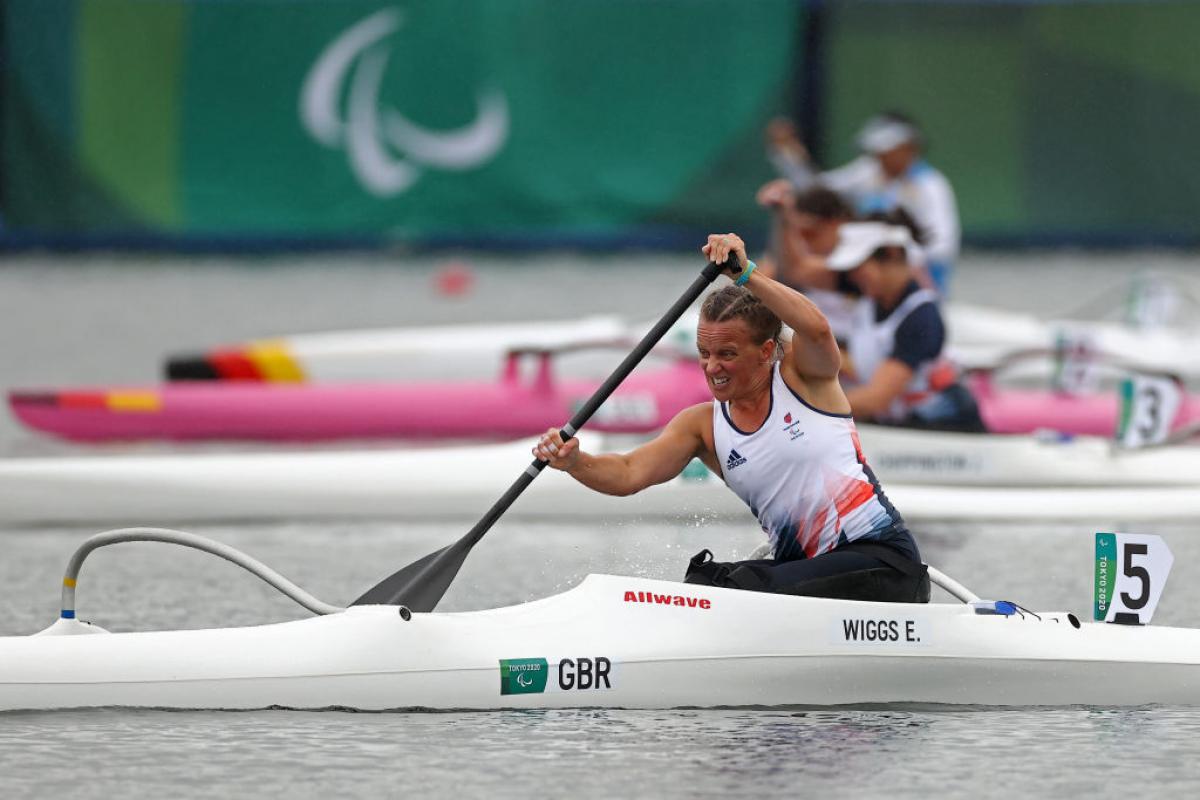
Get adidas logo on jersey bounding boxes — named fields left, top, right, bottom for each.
left=726, top=449, right=747, bottom=470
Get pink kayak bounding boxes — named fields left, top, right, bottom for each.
left=12, top=355, right=1196, bottom=443
left=970, top=372, right=1200, bottom=436
left=9, top=358, right=712, bottom=443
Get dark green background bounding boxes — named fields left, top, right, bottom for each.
left=2, top=1, right=1196, bottom=247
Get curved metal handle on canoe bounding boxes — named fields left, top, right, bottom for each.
left=926, top=566, right=979, bottom=604
left=504, top=338, right=694, bottom=362
left=967, top=345, right=1185, bottom=384
left=60, top=527, right=345, bottom=620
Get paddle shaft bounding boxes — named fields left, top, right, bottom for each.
left=355, top=260, right=724, bottom=609
left=465, top=260, right=724, bottom=547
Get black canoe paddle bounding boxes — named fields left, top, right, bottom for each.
left=353, top=259, right=724, bottom=610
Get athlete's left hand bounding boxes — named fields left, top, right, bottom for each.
left=533, top=428, right=580, bottom=471
left=702, top=234, right=747, bottom=277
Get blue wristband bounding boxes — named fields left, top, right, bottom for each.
left=735, top=260, right=757, bottom=286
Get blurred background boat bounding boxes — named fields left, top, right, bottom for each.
left=5, top=426, right=1200, bottom=526
left=11, top=353, right=1200, bottom=442
left=164, top=276, right=1200, bottom=386
left=7, top=357, right=707, bottom=442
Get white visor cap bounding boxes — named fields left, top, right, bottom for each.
left=826, top=223, right=915, bottom=271
left=856, top=117, right=919, bottom=154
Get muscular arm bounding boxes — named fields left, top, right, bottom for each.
left=818, top=156, right=878, bottom=197
left=702, top=233, right=841, bottom=382
left=534, top=405, right=711, bottom=496
left=914, top=172, right=960, bottom=267
left=844, top=359, right=912, bottom=419
left=741, top=270, right=841, bottom=380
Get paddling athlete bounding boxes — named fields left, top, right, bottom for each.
left=535, top=234, right=927, bottom=601
left=756, top=186, right=862, bottom=341
left=828, top=219, right=986, bottom=433
left=761, top=112, right=960, bottom=295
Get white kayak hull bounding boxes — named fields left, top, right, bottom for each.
left=858, top=425, right=1200, bottom=488
left=179, top=316, right=630, bottom=382
left=174, top=302, right=1200, bottom=383
left=5, top=428, right=1200, bottom=526
left=3, top=575, right=1200, bottom=711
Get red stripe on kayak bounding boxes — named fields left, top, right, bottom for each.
left=208, top=351, right=263, bottom=381
left=57, top=392, right=108, bottom=409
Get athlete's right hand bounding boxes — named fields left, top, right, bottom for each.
left=764, top=117, right=809, bottom=161
left=533, top=428, right=580, bottom=471
left=756, top=178, right=794, bottom=209
left=702, top=233, right=748, bottom=278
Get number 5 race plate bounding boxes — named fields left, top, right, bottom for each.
left=1094, top=532, right=1174, bottom=624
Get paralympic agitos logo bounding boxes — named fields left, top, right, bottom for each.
left=499, top=657, right=614, bottom=696
left=300, top=8, right=509, bottom=197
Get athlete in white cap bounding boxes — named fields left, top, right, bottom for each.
left=763, top=112, right=960, bottom=295
left=827, top=221, right=984, bottom=432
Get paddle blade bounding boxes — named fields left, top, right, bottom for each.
left=351, top=542, right=468, bottom=611
left=352, top=545, right=449, bottom=607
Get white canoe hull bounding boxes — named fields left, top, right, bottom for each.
left=174, top=303, right=1200, bottom=383
left=213, top=316, right=630, bottom=382
left=858, top=425, right=1200, bottom=488
left=948, top=303, right=1200, bottom=377
left=175, top=304, right=1200, bottom=383
left=3, top=575, right=1199, bottom=711
left=4, top=428, right=1200, bottom=526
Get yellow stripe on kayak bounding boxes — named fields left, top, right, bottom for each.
left=63, top=577, right=76, bottom=588
left=246, top=341, right=306, bottom=383
left=106, top=391, right=162, bottom=412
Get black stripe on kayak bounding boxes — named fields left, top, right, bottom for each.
left=166, top=356, right=221, bottom=381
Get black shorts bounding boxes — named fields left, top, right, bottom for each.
left=684, top=529, right=927, bottom=603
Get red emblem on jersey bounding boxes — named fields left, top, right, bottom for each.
left=784, top=412, right=792, bottom=423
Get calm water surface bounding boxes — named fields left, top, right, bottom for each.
left=2, top=252, right=1200, bottom=798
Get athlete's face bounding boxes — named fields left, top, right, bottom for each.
left=849, top=253, right=909, bottom=301
left=696, top=319, right=774, bottom=402
left=848, top=258, right=883, bottom=298
left=874, top=141, right=918, bottom=179
left=795, top=213, right=844, bottom=257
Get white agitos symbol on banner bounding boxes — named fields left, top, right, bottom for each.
left=300, top=8, right=509, bottom=196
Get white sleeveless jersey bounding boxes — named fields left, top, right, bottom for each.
left=712, top=364, right=904, bottom=561
left=789, top=155, right=961, bottom=269
left=846, top=287, right=949, bottom=423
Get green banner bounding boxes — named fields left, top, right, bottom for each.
left=7, top=1, right=1198, bottom=247
left=2, top=0, right=801, bottom=240
left=823, top=1, right=1200, bottom=244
